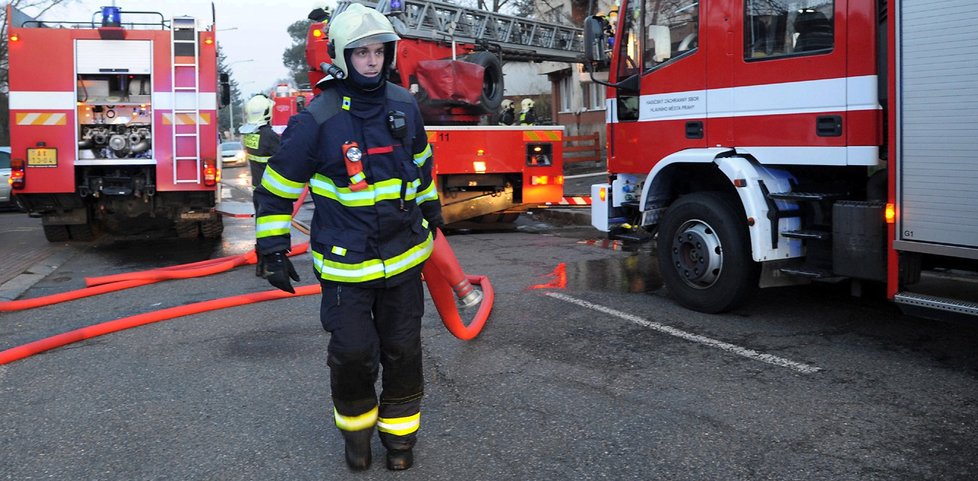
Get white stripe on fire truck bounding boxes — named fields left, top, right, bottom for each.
left=153, top=93, right=218, bottom=110
left=9, top=91, right=220, bottom=111
left=608, top=75, right=879, bottom=124
left=9, top=91, right=75, bottom=110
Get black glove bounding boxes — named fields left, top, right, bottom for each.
left=260, top=251, right=300, bottom=294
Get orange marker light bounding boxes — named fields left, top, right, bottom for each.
left=599, top=186, right=607, bottom=202
left=10, top=33, right=19, bottom=42
left=885, top=203, right=896, bottom=224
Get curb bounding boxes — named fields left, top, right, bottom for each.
left=0, top=248, right=77, bottom=302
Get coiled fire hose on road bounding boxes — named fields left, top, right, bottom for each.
left=0, top=194, right=494, bottom=364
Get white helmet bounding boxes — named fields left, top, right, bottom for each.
left=521, top=98, right=535, bottom=110
left=238, top=94, right=274, bottom=134
left=327, top=3, right=399, bottom=77
left=501, top=99, right=514, bottom=110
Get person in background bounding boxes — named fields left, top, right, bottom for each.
left=519, top=97, right=537, bottom=125
left=498, top=99, right=515, bottom=125
left=239, top=94, right=281, bottom=205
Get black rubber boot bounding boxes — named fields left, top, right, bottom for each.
left=343, top=428, right=373, bottom=471
left=386, top=448, right=413, bottom=471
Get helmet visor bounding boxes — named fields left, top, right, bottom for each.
left=345, top=32, right=399, bottom=50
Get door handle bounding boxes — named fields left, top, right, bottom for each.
left=816, top=115, right=842, bottom=137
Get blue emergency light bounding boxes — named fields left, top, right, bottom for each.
left=101, top=6, right=121, bottom=27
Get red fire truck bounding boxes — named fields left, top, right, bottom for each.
left=584, top=0, right=978, bottom=319
left=6, top=5, right=224, bottom=241
left=269, top=83, right=313, bottom=135
left=303, top=0, right=581, bottom=225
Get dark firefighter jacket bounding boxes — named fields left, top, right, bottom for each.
left=243, top=124, right=281, bottom=164
left=254, top=81, right=442, bottom=288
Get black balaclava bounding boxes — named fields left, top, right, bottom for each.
left=342, top=41, right=396, bottom=94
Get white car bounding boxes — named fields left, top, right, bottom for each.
left=0, top=146, right=15, bottom=210
left=220, top=141, right=247, bottom=167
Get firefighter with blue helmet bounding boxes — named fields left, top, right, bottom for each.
left=254, top=2, right=443, bottom=472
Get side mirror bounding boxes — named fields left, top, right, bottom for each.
left=583, top=16, right=611, bottom=71
left=219, top=72, right=231, bottom=108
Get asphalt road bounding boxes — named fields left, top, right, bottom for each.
left=1, top=165, right=977, bottom=480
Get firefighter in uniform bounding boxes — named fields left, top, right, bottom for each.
left=254, top=3, right=442, bottom=472
left=519, top=97, right=537, bottom=125
left=238, top=94, right=281, bottom=200
left=498, top=99, right=516, bottom=125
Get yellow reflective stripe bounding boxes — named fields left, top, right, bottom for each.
left=377, top=412, right=420, bottom=436
left=413, top=144, right=432, bottom=167
left=261, top=167, right=305, bottom=199
left=256, top=214, right=292, bottom=238
left=310, top=175, right=418, bottom=208
left=334, top=406, right=378, bottom=432
left=247, top=154, right=270, bottom=163
left=383, top=234, right=434, bottom=277
left=331, top=246, right=347, bottom=256
left=243, top=133, right=259, bottom=149
left=350, top=171, right=366, bottom=183
left=312, top=250, right=385, bottom=282
left=415, top=180, right=439, bottom=205
left=312, top=234, right=433, bottom=283
left=342, top=96, right=351, bottom=110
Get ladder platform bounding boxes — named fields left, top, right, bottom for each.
left=895, top=292, right=978, bottom=318
left=340, top=0, right=583, bottom=63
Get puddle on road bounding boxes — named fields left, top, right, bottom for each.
left=531, top=252, right=663, bottom=294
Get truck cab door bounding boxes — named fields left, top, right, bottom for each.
left=609, top=0, right=706, bottom=173
left=717, top=0, right=855, bottom=166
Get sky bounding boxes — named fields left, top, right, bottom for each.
left=19, top=0, right=339, bottom=96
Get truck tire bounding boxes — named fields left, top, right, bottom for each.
left=200, top=218, right=224, bottom=239
left=656, top=191, right=759, bottom=313
left=43, top=225, right=70, bottom=242
left=175, top=221, right=200, bottom=239
left=462, top=51, right=504, bottom=112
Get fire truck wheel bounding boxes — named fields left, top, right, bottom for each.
left=175, top=222, right=200, bottom=239
left=462, top=51, right=504, bottom=113
left=43, top=225, right=70, bottom=243
left=656, top=191, right=759, bottom=313
left=201, top=218, right=224, bottom=239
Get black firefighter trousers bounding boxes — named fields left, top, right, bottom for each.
left=319, top=275, right=425, bottom=452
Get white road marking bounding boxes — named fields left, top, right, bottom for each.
left=546, top=292, right=822, bottom=374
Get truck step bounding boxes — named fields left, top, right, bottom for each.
left=894, top=292, right=978, bottom=318
left=781, top=229, right=831, bottom=240
left=768, top=192, right=845, bottom=202
left=778, top=266, right=835, bottom=279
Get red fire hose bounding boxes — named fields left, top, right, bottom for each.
left=0, top=285, right=322, bottom=365
left=0, top=230, right=493, bottom=364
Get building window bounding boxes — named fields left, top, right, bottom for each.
left=559, top=74, right=573, bottom=113
left=745, top=0, right=834, bottom=59
left=584, top=82, right=606, bottom=111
